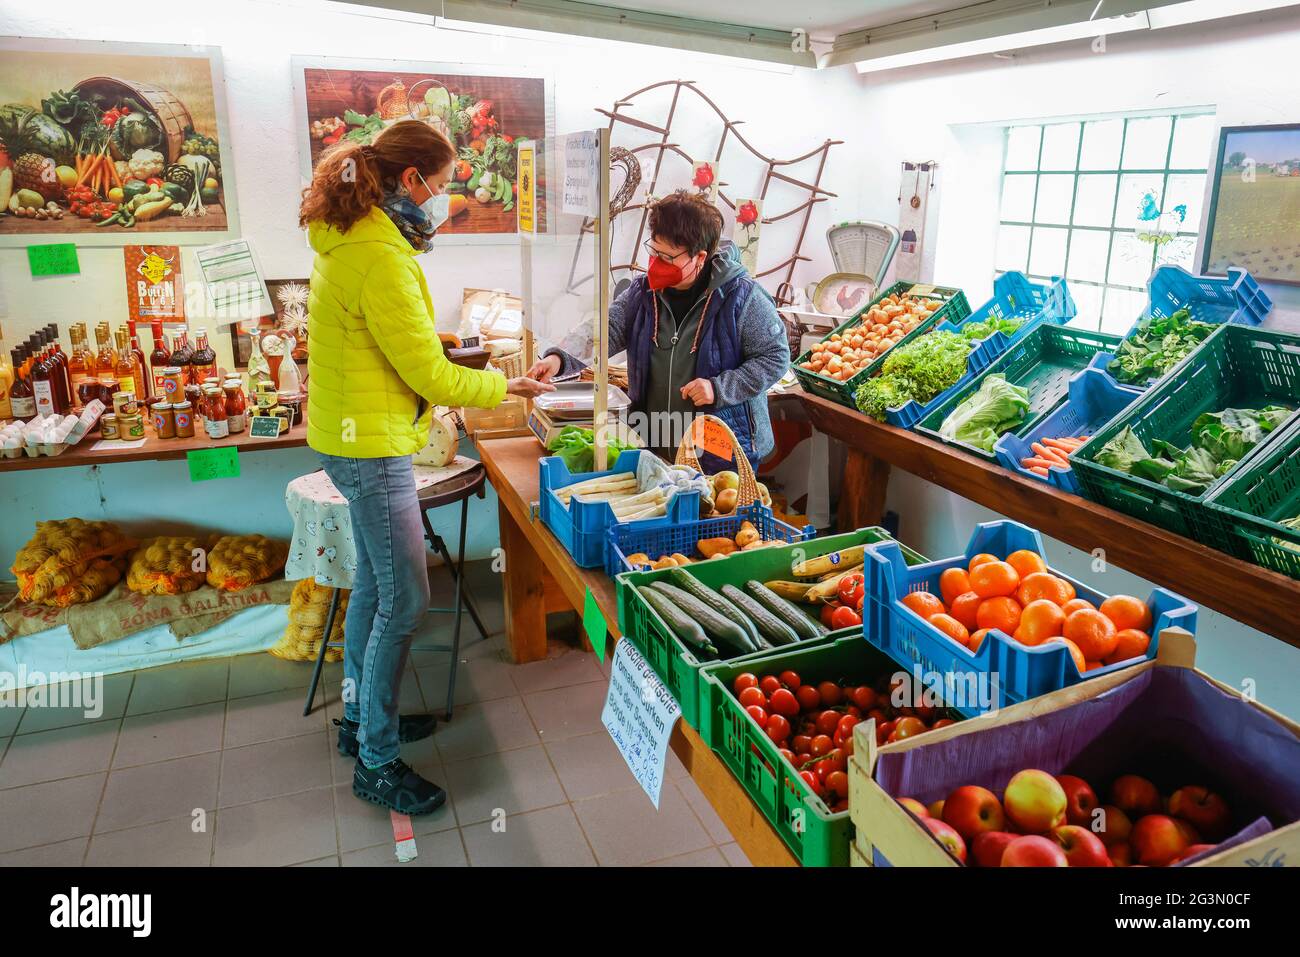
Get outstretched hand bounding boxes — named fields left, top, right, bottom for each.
left=507, top=376, right=556, bottom=398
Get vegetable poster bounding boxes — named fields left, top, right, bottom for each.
left=293, top=57, right=553, bottom=243
left=0, top=37, right=239, bottom=246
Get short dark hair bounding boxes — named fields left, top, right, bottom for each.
left=648, top=189, right=725, bottom=256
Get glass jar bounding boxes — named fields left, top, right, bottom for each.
left=222, top=379, right=247, bottom=434
left=173, top=400, right=195, bottom=438
left=152, top=401, right=176, bottom=439
left=203, top=386, right=228, bottom=439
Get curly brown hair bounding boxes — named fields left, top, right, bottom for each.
left=648, top=189, right=725, bottom=256
left=298, top=120, right=455, bottom=233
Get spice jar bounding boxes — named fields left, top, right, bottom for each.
left=173, top=401, right=195, bottom=438
left=152, top=401, right=176, bottom=439
left=222, top=379, right=247, bottom=434
left=203, top=386, right=229, bottom=439
left=113, top=391, right=138, bottom=417
left=100, top=413, right=120, bottom=440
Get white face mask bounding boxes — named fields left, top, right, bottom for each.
left=416, top=172, right=450, bottom=232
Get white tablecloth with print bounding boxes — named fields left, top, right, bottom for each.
left=284, top=455, right=481, bottom=589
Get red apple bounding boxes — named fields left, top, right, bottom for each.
left=1057, top=774, right=1099, bottom=827
left=1170, top=843, right=1217, bottom=866
left=1111, top=774, right=1162, bottom=816
left=897, top=797, right=930, bottom=819
left=1168, top=785, right=1231, bottom=841
left=1003, top=769, right=1067, bottom=834
left=971, top=831, right=1018, bottom=868
left=923, top=816, right=967, bottom=863
left=1001, top=834, right=1068, bottom=867
left=942, top=785, right=1006, bottom=841
left=1051, top=824, right=1112, bottom=867
left=1108, top=843, right=1133, bottom=867
left=928, top=799, right=945, bottom=819
left=1173, top=818, right=1201, bottom=845
left=1094, top=804, right=1132, bottom=847
left=1131, top=814, right=1190, bottom=866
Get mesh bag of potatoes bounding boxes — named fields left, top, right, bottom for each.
left=11, top=518, right=135, bottom=607
left=269, top=578, right=349, bottom=662
left=126, top=535, right=218, bottom=596
left=206, top=534, right=290, bottom=592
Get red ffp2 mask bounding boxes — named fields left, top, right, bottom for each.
left=647, top=255, right=685, bottom=291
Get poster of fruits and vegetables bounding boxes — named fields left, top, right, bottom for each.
left=293, top=57, right=552, bottom=243
left=0, top=37, right=238, bottom=246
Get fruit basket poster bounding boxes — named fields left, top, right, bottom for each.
left=0, top=36, right=240, bottom=247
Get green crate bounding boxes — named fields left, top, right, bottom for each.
left=915, top=324, right=1125, bottom=460
left=1072, top=325, right=1300, bottom=540
left=698, top=635, right=960, bottom=867
left=615, top=528, right=927, bottom=730
left=793, top=281, right=971, bottom=409
left=1204, top=416, right=1300, bottom=578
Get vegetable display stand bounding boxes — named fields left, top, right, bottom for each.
left=881, top=328, right=1022, bottom=430
left=792, top=281, right=971, bottom=409
left=538, top=449, right=700, bottom=569
left=1204, top=416, right=1300, bottom=579
left=947, top=272, right=1077, bottom=352
left=850, top=630, right=1300, bottom=868
left=1072, top=325, right=1300, bottom=541
left=914, top=323, right=1125, bottom=459
left=606, top=503, right=813, bottom=577
left=616, top=527, right=927, bottom=729
left=994, top=368, right=1144, bottom=494
left=862, top=520, right=1197, bottom=717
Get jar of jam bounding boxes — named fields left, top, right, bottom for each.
left=121, top=413, right=145, bottom=439
left=113, top=391, right=138, bottom=418
left=222, top=379, right=247, bottom=434
left=203, top=386, right=229, bottom=439
left=100, top=413, right=120, bottom=440
left=152, top=401, right=176, bottom=439
left=161, top=367, right=185, bottom=403
left=173, top=401, right=195, bottom=438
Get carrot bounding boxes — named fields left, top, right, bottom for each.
left=106, top=156, right=123, bottom=190
left=1031, top=442, right=1068, bottom=465
left=1042, top=438, right=1076, bottom=453
left=1029, top=466, right=1050, bottom=477
left=1022, top=456, right=1066, bottom=471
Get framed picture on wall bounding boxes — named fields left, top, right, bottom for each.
left=291, top=56, right=554, bottom=244
left=1200, top=123, right=1300, bottom=285
left=227, top=278, right=310, bottom=369
left=0, top=36, right=240, bottom=247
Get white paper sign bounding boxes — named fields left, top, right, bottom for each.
left=601, top=639, right=681, bottom=808
left=562, top=131, right=599, bottom=217
left=194, top=238, right=274, bottom=326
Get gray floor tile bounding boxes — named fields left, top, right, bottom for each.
left=509, top=646, right=605, bottom=695
left=461, top=804, right=596, bottom=867
left=213, top=787, right=337, bottom=866
left=0, top=837, right=87, bottom=866
left=14, top=673, right=133, bottom=734
left=434, top=696, right=540, bottom=762
left=340, top=828, right=467, bottom=867
left=218, top=731, right=333, bottom=807
left=224, top=688, right=329, bottom=749
left=319, top=669, right=423, bottom=725
left=0, top=703, right=22, bottom=738
left=0, top=720, right=118, bottom=787
left=333, top=781, right=456, bottom=853
left=86, top=815, right=213, bottom=867
left=293, top=855, right=340, bottom=866
left=0, top=773, right=105, bottom=852
left=114, top=701, right=225, bottom=768
left=227, top=653, right=316, bottom=699
left=544, top=730, right=639, bottom=802
left=675, top=776, right=737, bottom=845
left=441, top=745, right=566, bottom=825
left=645, top=846, right=728, bottom=866
left=415, top=652, right=519, bottom=709
left=96, top=753, right=220, bottom=833
left=572, top=784, right=712, bottom=866
left=127, top=659, right=230, bottom=716
left=719, top=842, right=752, bottom=867
left=522, top=681, right=609, bottom=742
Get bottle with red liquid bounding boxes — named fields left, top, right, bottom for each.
left=222, top=378, right=247, bottom=434
left=169, top=330, right=195, bottom=385
left=202, top=385, right=228, bottom=439
left=9, top=347, right=37, bottom=419
left=191, top=329, right=217, bottom=383
left=32, top=340, right=61, bottom=415
left=149, top=322, right=170, bottom=397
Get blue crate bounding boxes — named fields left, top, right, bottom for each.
left=994, top=368, right=1144, bottom=494
left=539, top=450, right=701, bottom=568
left=882, top=327, right=1023, bottom=429
left=861, top=520, right=1197, bottom=718
left=605, top=503, right=814, bottom=578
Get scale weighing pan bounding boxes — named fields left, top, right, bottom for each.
left=532, top=381, right=632, bottom=421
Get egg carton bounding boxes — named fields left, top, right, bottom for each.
left=1, top=401, right=105, bottom=458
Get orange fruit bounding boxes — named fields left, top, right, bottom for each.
left=901, top=590, right=945, bottom=621
left=1048, top=636, right=1087, bottom=673
left=1006, top=549, right=1047, bottom=579
left=1084, top=660, right=1103, bottom=672
left=939, top=567, right=972, bottom=606
left=1099, top=595, right=1153, bottom=633
left=970, top=561, right=1021, bottom=599
left=1061, top=598, right=1097, bottom=617
left=1104, top=628, right=1151, bottom=665
left=968, top=552, right=999, bottom=573
left=976, top=596, right=1023, bottom=635
left=1012, top=625, right=1042, bottom=647
left=968, top=628, right=991, bottom=653
left=949, top=591, right=983, bottom=632
left=1017, top=572, right=1076, bottom=607
left=928, top=613, right=970, bottom=648
left=1063, top=608, right=1118, bottom=660
left=1019, top=599, right=1067, bottom=643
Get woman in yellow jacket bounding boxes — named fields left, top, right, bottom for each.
left=300, top=120, right=551, bottom=815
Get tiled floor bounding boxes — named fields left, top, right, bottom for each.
left=0, top=563, right=749, bottom=867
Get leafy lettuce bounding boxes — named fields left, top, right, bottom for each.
left=1108, top=307, right=1216, bottom=385
left=938, top=375, right=1031, bottom=452
left=855, top=331, right=972, bottom=420
left=959, top=316, right=1024, bottom=342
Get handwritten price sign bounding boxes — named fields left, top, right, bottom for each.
left=694, top=416, right=733, bottom=462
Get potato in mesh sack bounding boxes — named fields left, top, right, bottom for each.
left=12, top=519, right=134, bottom=607
left=205, top=534, right=290, bottom=592
left=269, top=578, right=349, bottom=662
left=126, top=535, right=216, bottom=596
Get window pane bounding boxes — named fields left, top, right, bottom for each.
left=1067, top=282, right=1105, bottom=330
left=1067, top=229, right=1111, bottom=283
left=1034, top=174, right=1075, bottom=225
left=1108, top=232, right=1156, bottom=287
left=1040, top=123, right=1081, bottom=171
left=1161, top=173, right=1207, bottom=233
left=1073, top=174, right=1118, bottom=226
left=1005, top=126, right=1042, bottom=171
left=1000, top=174, right=1036, bottom=222
left=996, top=224, right=1031, bottom=272
left=1156, top=235, right=1198, bottom=271
left=1170, top=113, right=1215, bottom=169
left=1122, top=116, right=1173, bottom=169
left=1029, top=226, right=1069, bottom=277
left=1116, top=173, right=1165, bottom=232
left=1100, top=286, right=1149, bottom=335
left=1080, top=119, right=1124, bottom=170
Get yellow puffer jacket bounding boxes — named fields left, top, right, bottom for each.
left=305, top=207, right=506, bottom=458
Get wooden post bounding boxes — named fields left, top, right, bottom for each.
left=838, top=447, right=892, bottom=533
left=593, top=128, right=612, bottom=472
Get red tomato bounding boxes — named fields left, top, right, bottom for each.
left=791, top=734, right=813, bottom=755
left=840, top=735, right=855, bottom=757
left=778, top=670, right=801, bottom=690
left=932, top=718, right=956, bottom=729
left=837, top=714, right=860, bottom=739
left=831, top=606, right=863, bottom=630
left=765, top=714, right=791, bottom=744
left=818, top=681, right=844, bottom=706
left=768, top=688, right=800, bottom=718
left=810, top=734, right=834, bottom=757
left=737, top=686, right=766, bottom=709
left=825, top=770, right=849, bottom=800
left=825, top=749, right=848, bottom=774
left=799, top=770, right=821, bottom=794
left=745, top=704, right=768, bottom=724
left=778, top=748, right=796, bottom=765
left=795, top=685, right=821, bottom=711
left=815, top=710, right=840, bottom=736
left=819, top=603, right=837, bottom=628
left=888, top=716, right=927, bottom=742
left=759, top=675, right=782, bottom=697
left=733, top=673, right=758, bottom=695
left=837, top=572, right=865, bottom=607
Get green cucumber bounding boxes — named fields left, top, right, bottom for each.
left=720, top=585, right=794, bottom=647
left=744, top=580, right=824, bottom=641
left=638, top=584, right=717, bottom=657
left=648, top=581, right=755, bottom=656
left=666, top=567, right=761, bottom=650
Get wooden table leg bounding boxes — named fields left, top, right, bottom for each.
left=498, top=499, right=549, bottom=664
left=838, top=447, right=892, bottom=533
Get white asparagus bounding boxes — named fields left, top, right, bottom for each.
left=608, top=489, right=666, bottom=516
left=555, top=473, right=636, bottom=500
left=619, top=501, right=667, bottom=521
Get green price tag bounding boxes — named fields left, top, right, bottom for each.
left=583, top=586, right=607, bottom=662
left=28, top=243, right=80, bottom=277
left=187, top=446, right=240, bottom=482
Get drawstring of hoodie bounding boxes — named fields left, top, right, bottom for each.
left=650, top=286, right=715, bottom=354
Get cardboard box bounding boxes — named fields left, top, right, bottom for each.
left=459, top=396, right=528, bottom=437
left=848, top=628, right=1300, bottom=867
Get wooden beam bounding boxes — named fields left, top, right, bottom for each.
left=839, top=448, right=891, bottom=533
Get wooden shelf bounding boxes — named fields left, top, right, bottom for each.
left=799, top=390, right=1300, bottom=649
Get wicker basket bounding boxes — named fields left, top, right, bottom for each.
left=491, top=349, right=524, bottom=379
left=74, top=76, right=195, bottom=163
left=675, top=414, right=760, bottom=514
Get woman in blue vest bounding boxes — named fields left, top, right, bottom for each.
left=529, top=190, right=790, bottom=466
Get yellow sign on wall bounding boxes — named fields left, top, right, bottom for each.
left=517, top=144, right=536, bottom=233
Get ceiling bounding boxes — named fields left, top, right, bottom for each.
left=582, top=0, right=964, bottom=37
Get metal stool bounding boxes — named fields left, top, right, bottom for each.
left=302, top=463, right=491, bottom=720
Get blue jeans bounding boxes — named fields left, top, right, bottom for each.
left=318, top=454, right=430, bottom=768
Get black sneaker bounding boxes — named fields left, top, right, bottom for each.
left=353, top=758, right=447, bottom=815
left=333, top=714, right=438, bottom=757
